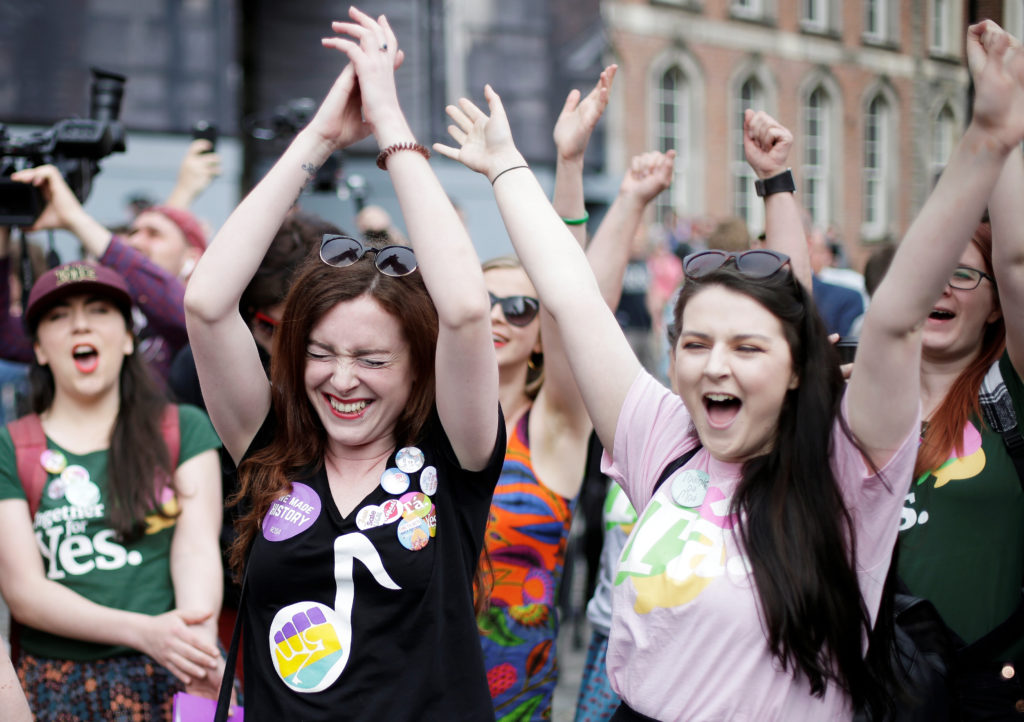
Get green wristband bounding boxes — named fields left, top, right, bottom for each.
left=561, top=211, right=589, bottom=226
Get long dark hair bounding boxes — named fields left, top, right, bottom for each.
left=230, top=250, right=439, bottom=575
left=30, top=316, right=174, bottom=540
left=672, top=267, right=892, bottom=712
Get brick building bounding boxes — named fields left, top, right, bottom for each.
left=0, top=1, right=1018, bottom=262
left=600, top=0, right=1016, bottom=266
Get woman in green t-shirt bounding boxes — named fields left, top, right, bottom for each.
left=0, top=261, right=223, bottom=720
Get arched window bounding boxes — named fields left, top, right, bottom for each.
left=732, top=76, right=766, bottom=234
left=862, top=92, right=894, bottom=239
left=802, top=86, right=833, bottom=227
left=656, top=66, right=690, bottom=223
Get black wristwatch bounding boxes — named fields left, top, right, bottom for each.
left=754, top=169, right=796, bottom=198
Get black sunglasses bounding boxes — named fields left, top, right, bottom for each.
left=320, top=234, right=417, bottom=277
left=489, top=291, right=540, bottom=327
left=683, top=249, right=791, bottom=280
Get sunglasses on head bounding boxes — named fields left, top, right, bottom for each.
left=489, top=291, right=540, bottom=327
left=320, top=234, right=418, bottom=277
left=683, top=249, right=791, bottom=280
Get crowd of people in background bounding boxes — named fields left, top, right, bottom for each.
left=0, top=8, right=1021, bottom=722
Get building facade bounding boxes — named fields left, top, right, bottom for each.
left=599, top=0, right=1011, bottom=266
left=0, top=1, right=1016, bottom=264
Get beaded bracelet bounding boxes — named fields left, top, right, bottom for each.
left=561, top=211, right=589, bottom=226
left=376, top=142, right=431, bottom=170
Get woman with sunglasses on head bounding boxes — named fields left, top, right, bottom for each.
left=476, top=65, right=678, bottom=721
left=0, top=262, right=224, bottom=720
left=435, top=21, right=1024, bottom=720
left=185, top=8, right=503, bottom=720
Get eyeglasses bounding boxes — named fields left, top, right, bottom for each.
left=488, top=291, right=540, bottom=327
left=948, top=265, right=995, bottom=291
left=320, top=234, right=417, bottom=277
left=253, top=310, right=279, bottom=337
left=683, top=249, right=791, bottom=280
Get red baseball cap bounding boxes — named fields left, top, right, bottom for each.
left=146, top=205, right=207, bottom=252
left=25, top=262, right=133, bottom=333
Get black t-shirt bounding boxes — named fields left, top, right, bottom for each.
left=240, top=408, right=505, bottom=721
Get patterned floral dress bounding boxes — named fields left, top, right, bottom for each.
left=478, top=410, right=576, bottom=721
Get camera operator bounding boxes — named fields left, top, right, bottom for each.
left=0, top=165, right=197, bottom=386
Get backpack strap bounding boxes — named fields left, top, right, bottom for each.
left=999, top=425, right=1024, bottom=493
left=161, top=405, right=181, bottom=471
left=652, top=443, right=704, bottom=495
left=7, top=414, right=49, bottom=518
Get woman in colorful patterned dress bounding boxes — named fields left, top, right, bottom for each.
left=478, top=65, right=675, bottom=720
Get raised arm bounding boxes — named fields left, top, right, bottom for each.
left=165, top=139, right=221, bottom=210
left=849, top=21, right=1024, bottom=466
left=551, top=65, right=616, bottom=246
left=10, top=166, right=188, bottom=351
left=588, top=150, right=675, bottom=310
left=327, top=9, right=498, bottom=469
left=987, top=144, right=1024, bottom=373
left=743, top=110, right=812, bottom=290
left=185, top=23, right=375, bottom=463
left=435, top=86, right=640, bottom=453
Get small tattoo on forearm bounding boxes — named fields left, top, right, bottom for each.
left=301, top=162, right=317, bottom=183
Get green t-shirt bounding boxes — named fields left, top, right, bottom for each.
left=898, top=353, right=1024, bottom=664
left=0, top=404, right=221, bottom=660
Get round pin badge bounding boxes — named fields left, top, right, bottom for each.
left=356, top=504, right=385, bottom=530
left=40, top=449, right=67, bottom=475
left=64, top=478, right=101, bottom=507
left=671, top=469, right=710, bottom=508
left=419, top=465, right=438, bottom=496
left=399, top=491, right=431, bottom=520
left=46, top=478, right=67, bottom=500
left=395, top=446, right=425, bottom=474
left=60, top=464, right=90, bottom=487
left=263, top=482, right=322, bottom=542
left=380, top=498, right=402, bottom=524
left=397, top=516, right=430, bottom=551
left=380, top=467, right=410, bottom=495
left=426, top=505, right=437, bottom=538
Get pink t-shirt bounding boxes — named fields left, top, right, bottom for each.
left=601, top=372, right=918, bottom=721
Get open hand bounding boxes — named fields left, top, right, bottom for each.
left=743, top=109, right=793, bottom=179
left=553, top=65, right=617, bottom=162
left=434, top=85, right=523, bottom=181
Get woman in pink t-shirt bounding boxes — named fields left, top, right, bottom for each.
left=435, top=21, right=1024, bottom=721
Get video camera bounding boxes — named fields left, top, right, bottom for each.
left=0, top=68, right=127, bottom=226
